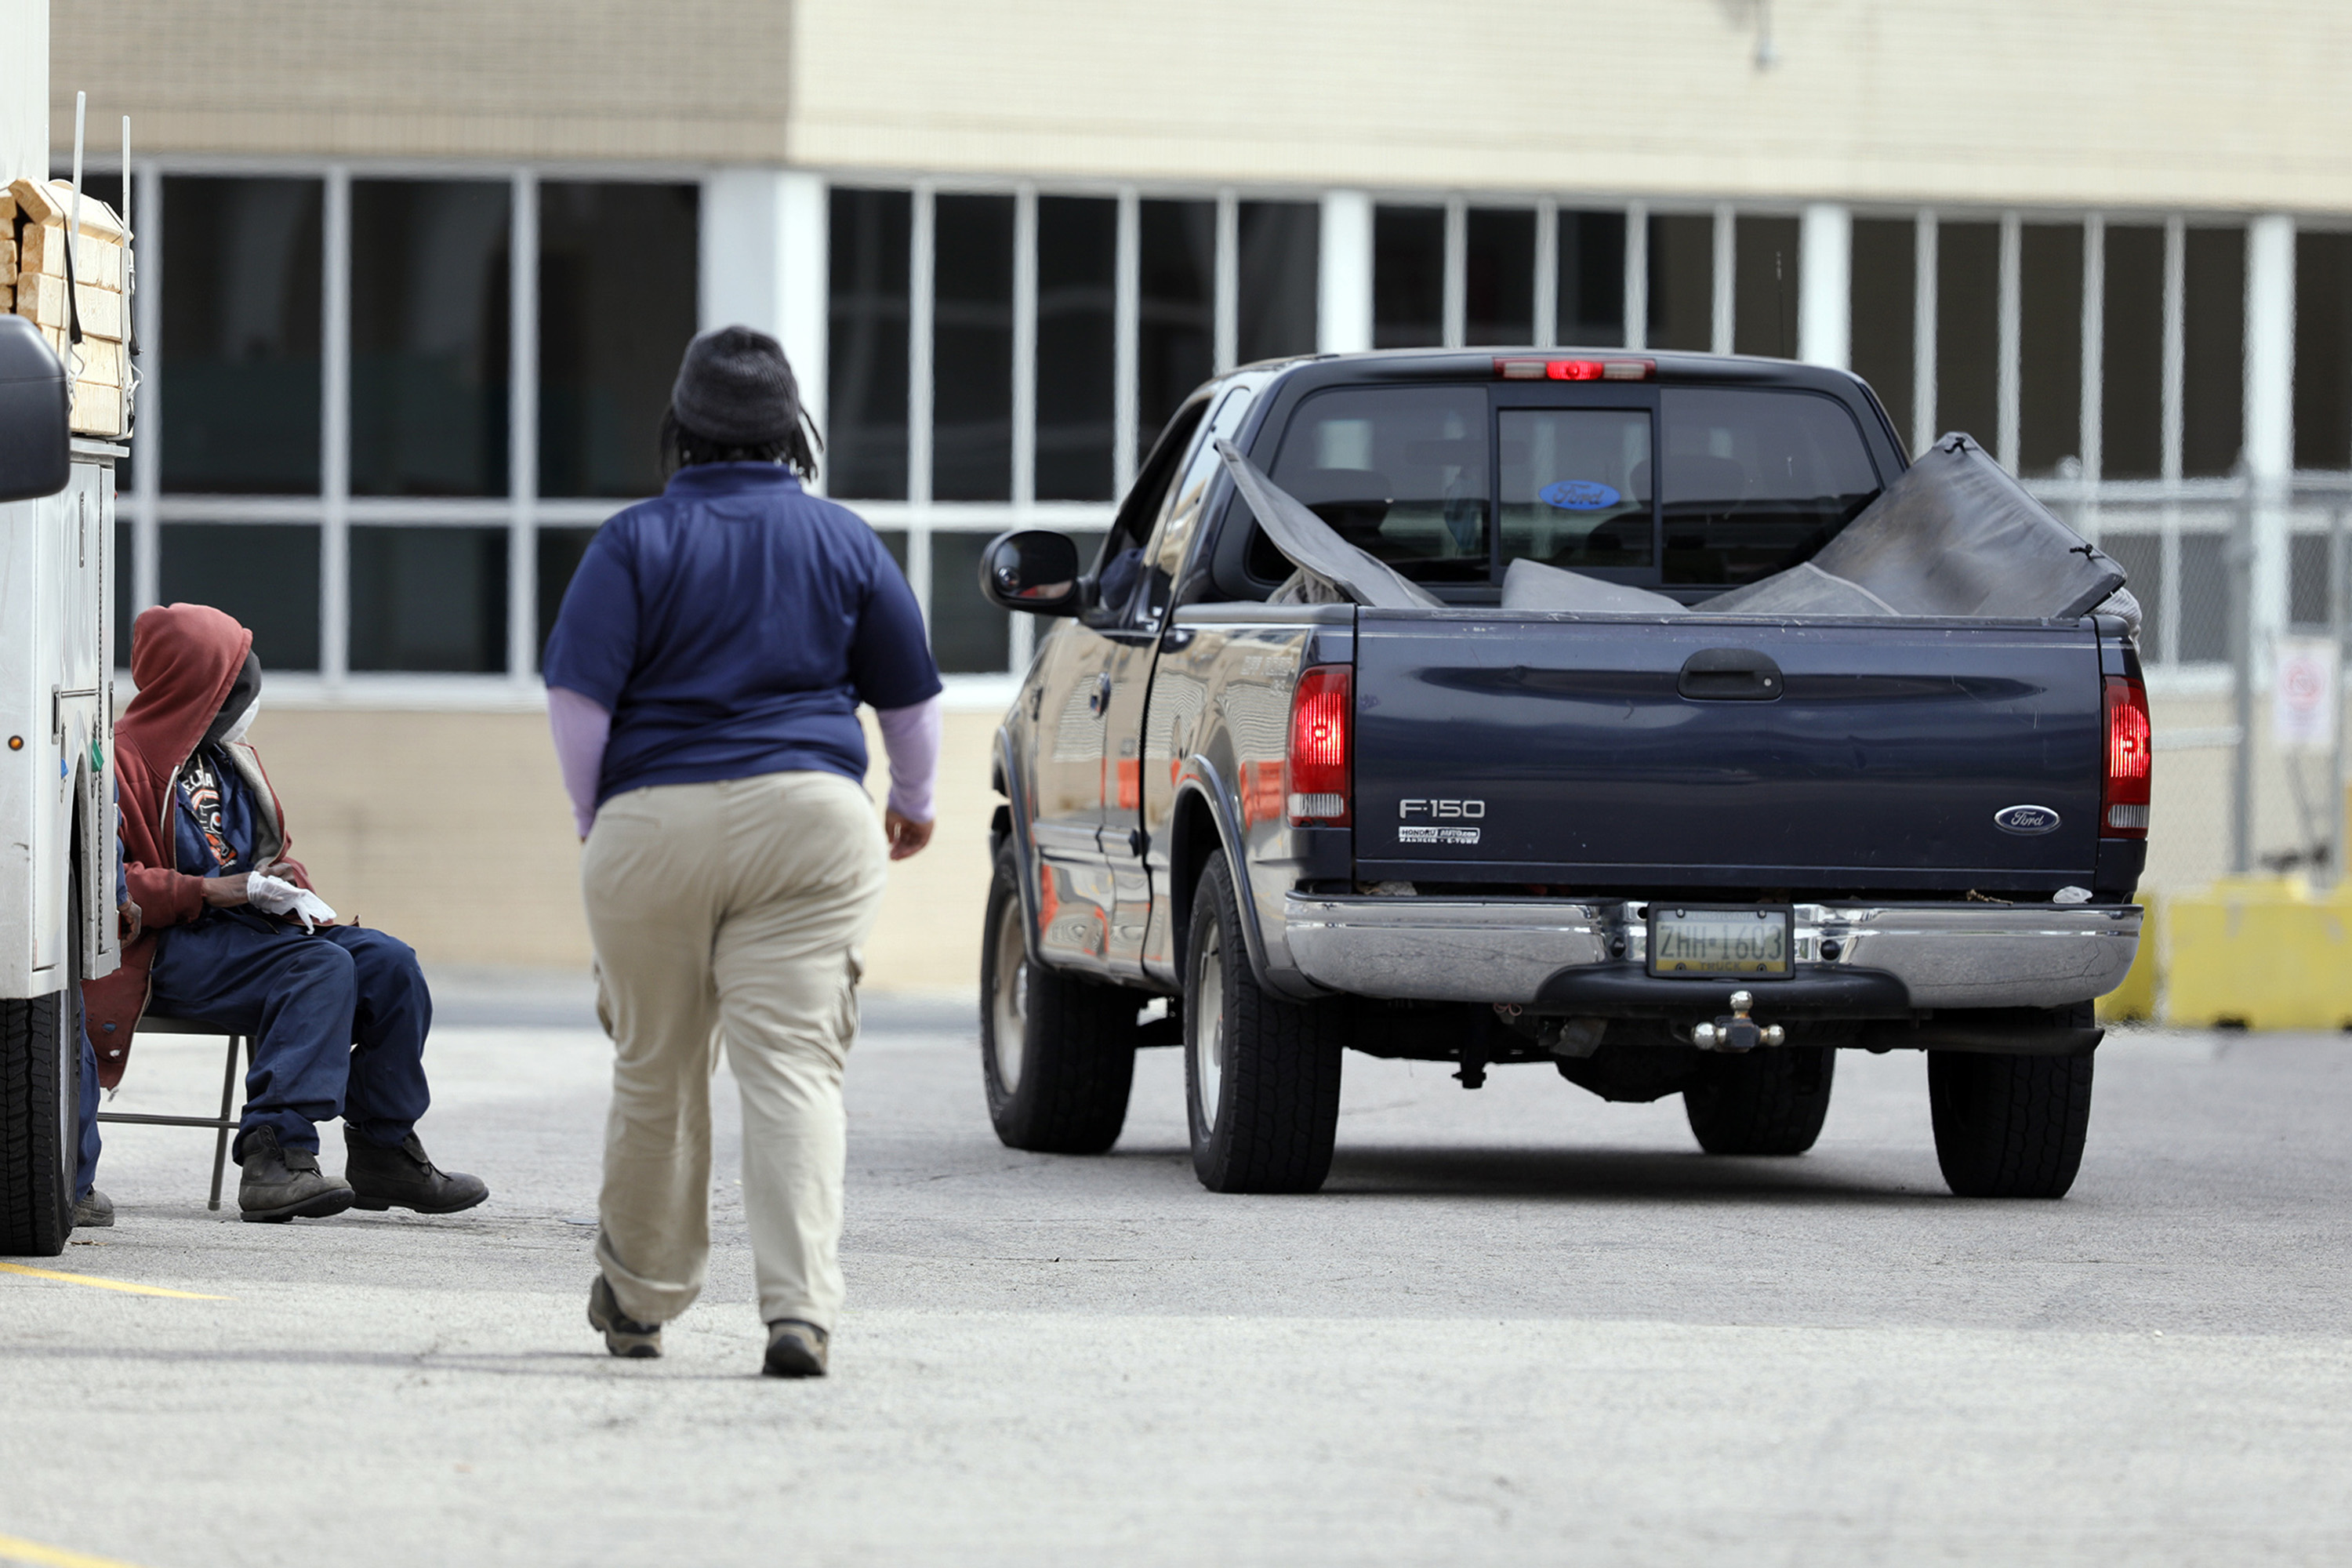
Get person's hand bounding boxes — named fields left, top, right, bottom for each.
left=201, top=876, right=251, bottom=908
left=117, top=901, right=142, bottom=942
left=884, top=808, right=934, bottom=861
left=247, top=872, right=338, bottom=932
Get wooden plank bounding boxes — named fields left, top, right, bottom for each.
left=0, top=236, right=13, bottom=288
left=12, top=274, right=124, bottom=340
left=67, top=337, right=125, bottom=386
left=5, top=180, right=126, bottom=241
left=20, top=223, right=122, bottom=289
left=0, top=191, right=16, bottom=227
left=69, top=379, right=124, bottom=438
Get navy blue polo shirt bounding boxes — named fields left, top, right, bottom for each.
left=542, top=463, right=942, bottom=808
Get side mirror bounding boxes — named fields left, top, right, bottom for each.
left=978, top=528, right=1084, bottom=616
left=0, top=317, right=71, bottom=503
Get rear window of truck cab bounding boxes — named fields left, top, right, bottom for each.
left=1249, top=381, right=1884, bottom=595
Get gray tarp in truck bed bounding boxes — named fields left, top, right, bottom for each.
left=1221, top=432, right=2130, bottom=622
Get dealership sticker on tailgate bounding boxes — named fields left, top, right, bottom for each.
left=1399, top=826, right=1481, bottom=844
left=1400, top=799, right=1482, bottom=844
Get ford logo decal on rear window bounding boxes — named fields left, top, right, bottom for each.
left=1539, top=480, right=1621, bottom=511
left=1994, top=804, right=2061, bottom=835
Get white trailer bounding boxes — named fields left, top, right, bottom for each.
left=2, top=3, right=126, bottom=1254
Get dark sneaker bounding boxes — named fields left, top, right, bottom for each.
left=73, top=1189, right=114, bottom=1229
left=238, top=1127, right=356, bottom=1224
left=763, top=1319, right=829, bottom=1378
left=344, top=1129, right=489, bottom=1215
left=588, top=1275, right=662, bottom=1359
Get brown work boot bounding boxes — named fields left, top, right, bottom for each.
left=763, top=1319, right=829, bottom=1378
left=238, top=1126, right=356, bottom=1223
left=588, top=1275, right=662, bottom=1359
left=344, top=1129, right=489, bottom=1215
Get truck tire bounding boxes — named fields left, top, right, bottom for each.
left=1929, top=1046, right=2094, bottom=1199
left=1184, top=855, right=1344, bottom=1193
left=1683, top=1045, right=1836, bottom=1156
left=979, top=844, right=1141, bottom=1154
left=0, top=991, right=78, bottom=1256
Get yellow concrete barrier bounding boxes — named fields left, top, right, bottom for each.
left=2161, top=877, right=2352, bottom=1031
left=2096, top=895, right=2160, bottom=1024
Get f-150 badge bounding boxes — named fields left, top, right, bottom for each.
left=1399, top=798, right=1483, bottom=845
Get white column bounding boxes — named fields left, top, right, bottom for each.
left=1533, top=199, right=1559, bottom=348
left=507, top=170, right=539, bottom=684
left=1442, top=197, right=1467, bottom=349
left=1622, top=202, right=1649, bottom=352
left=1213, top=190, right=1239, bottom=373
left=2081, top=215, right=2106, bottom=483
left=1711, top=203, right=1736, bottom=355
left=699, top=167, right=829, bottom=468
left=1114, top=187, right=1140, bottom=492
left=1316, top=190, right=1373, bottom=354
left=1912, top=211, right=1939, bottom=456
left=2247, top=213, right=2297, bottom=648
left=321, top=166, right=350, bottom=687
left=2161, top=216, right=2187, bottom=483
left=1797, top=201, right=1849, bottom=370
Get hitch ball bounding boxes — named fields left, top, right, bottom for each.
left=1696, top=991, right=1785, bottom=1051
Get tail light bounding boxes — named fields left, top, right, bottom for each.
left=2102, top=675, right=2151, bottom=837
left=1286, top=665, right=1352, bottom=826
left=1494, top=356, right=1654, bottom=382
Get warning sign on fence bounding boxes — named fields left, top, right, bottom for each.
left=2272, top=637, right=2339, bottom=753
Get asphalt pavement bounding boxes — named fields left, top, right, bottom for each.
left=4, top=985, right=2350, bottom=1566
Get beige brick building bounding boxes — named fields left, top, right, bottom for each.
left=42, top=2, right=2352, bottom=986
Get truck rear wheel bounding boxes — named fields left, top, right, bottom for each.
left=1929, top=1047, right=2094, bottom=1198
left=1184, top=855, right=1343, bottom=1193
left=979, top=844, right=1141, bottom=1154
left=1, top=990, right=78, bottom=1256
left=1683, top=1045, right=1836, bottom=1156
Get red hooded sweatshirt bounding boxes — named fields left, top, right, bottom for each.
left=82, top=604, right=313, bottom=1087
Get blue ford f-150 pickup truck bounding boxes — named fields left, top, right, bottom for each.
left=978, top=347, right=2148, bottom=1200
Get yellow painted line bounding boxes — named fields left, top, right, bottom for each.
left=0, top=1261, right=227, bottom=1300
left=0, top=1533, right=151, bottom=1568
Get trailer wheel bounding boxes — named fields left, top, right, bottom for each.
left=1683, top=1045, right=1836, bottom=1156
left=1929, top=1041, right=2095, bottom=1199
left=979, top=843, right=1141, bottom=1154
left=1184, top=855, right=1344, bottom=1193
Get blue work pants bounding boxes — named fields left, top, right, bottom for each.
left=147, top=916, right=433, bottom=1160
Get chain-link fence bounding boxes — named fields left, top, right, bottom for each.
left=2029, top=472, right=2352, bottom=895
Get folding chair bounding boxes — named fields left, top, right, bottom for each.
left=96, top=1016, right=251, bottom=1211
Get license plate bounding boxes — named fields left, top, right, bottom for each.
left=1647, top=906, right=1792, bottom=978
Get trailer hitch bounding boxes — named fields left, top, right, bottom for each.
left=1693, top=990, right=1785, bottom=1053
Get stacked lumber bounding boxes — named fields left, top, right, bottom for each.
left=7, top=178, right=130, bottom=439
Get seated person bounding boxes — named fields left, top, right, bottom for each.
left=82, top=604, right=487, bottom=1224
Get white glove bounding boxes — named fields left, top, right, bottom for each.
left=247, top=871, right=338, bottom=932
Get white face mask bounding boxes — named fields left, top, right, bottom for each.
left=219, top=694, right=260, bottom=746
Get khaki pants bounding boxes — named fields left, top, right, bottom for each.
left=582, top=769, right=886, bottom=1330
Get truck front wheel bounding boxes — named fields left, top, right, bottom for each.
left=1, top=991, right=78, bottom=1256
left=1184, top=855, right=1344, bottom=1193
left=1929, top=1047, right=2094, bottom=1198
left=1683, top=1045, right=1836, bottom=1156
left=979, top=844, right=1141, bottom=1154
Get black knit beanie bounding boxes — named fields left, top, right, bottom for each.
left=670, top=326, right=800, bottom=447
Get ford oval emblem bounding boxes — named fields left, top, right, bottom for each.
left=1539, top=479, right=1622, bottom=511
left=1994, top=804, right=2061, bottom=835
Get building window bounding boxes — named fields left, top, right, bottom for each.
left=1237, top=201, right=1319, bottom=364
left=347, top=526, right=508, bottom=673
left=539, top=181, right=699, bottom=499
left=350, top=180, right=510, bottom=499
left=1035, top=196, right=1117, bottom=502
left=1850, top=218, right=1915, bottom=448
left=1138, top=198, right=1216, bottom=463
left=1464, top=208, right=1534, bottom=346
left=1936, top=220, right=2002, bottom=451
left=1646, top=213, right=1713, bottom=352
left=159, top=522, right=321, bottom=671
left=1732, top=215, right=1800, bottom=359
left=1558, top=211, right=1626, bottom=348
left=2295, top=232, right=2352, bottom=472
left=160, top=177, right=323, bottom=494
left=1372, top=205, right=1444, bottom=349
left=931, top=194, right=1015, bottom=502
left=2102, top=224, right=2166, bottom=480
left=2017, top=223, right=2083, bottom=477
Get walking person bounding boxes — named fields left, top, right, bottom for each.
left=543, top=326, right=942, bottom=1378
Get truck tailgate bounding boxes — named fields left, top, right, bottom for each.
left=1352, top=612, right=2106, bottom=891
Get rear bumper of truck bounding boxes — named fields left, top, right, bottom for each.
left=1283, top=895, right=2142, bottom=1012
